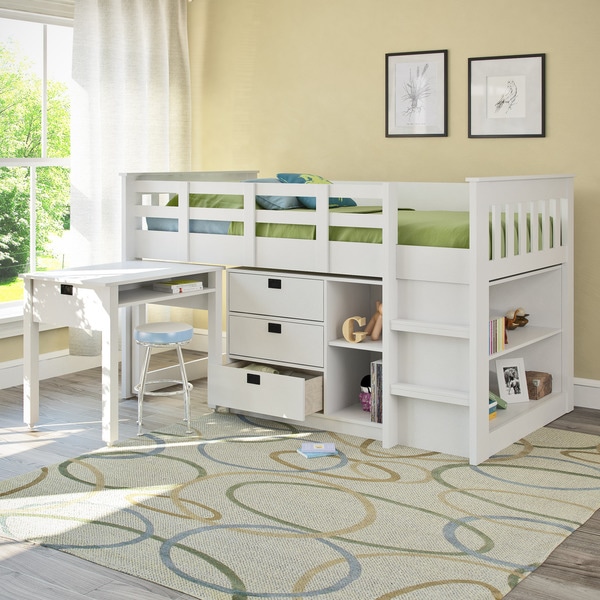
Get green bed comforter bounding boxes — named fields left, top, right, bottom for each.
left=228, top=206, right=471, bottom=248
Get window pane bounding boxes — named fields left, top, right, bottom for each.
left=0, top=167, right=29, bottom=300
left=36, top=166, right=70, bottom=270
left=47, top=24, right=72, bottom=158
left=0, top=19, right=43, bottom=158
left=0, top=19, right=72, bottom=159
left=0, top=18, right=43, bottom=78
left=0, top=165, right=70, bottom=301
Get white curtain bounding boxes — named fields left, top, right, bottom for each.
left=70, top=0, right=191, bottom=266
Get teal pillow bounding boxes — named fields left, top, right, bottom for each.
left=277, top=172, right=356, bottom=209
left=244, top=178, right=302, bottom=210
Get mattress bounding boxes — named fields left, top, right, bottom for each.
left=144, top=194, right=545, bottom=251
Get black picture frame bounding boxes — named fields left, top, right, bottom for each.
left=468, top=53, right=545, bottom=138
left=385, top=49, right=448, bottom=137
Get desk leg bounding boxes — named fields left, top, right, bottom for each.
left=120, top=306, right=131, bottom=399
left=101, top=287, right=120, bottom=445
left=23, top=278, right=39, bottom=429
left=120, top=305, right=142, bottom=399
left=207, top=269, right=223, bottom=367
left=128, top=303, right=145, bottom=398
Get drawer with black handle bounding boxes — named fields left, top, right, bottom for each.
left=228, top=314, right=324, bottom=368
left=209, top=362, right=323, bottom=421
left=228, top=271, right=324, bottom=321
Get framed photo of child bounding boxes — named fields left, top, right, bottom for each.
left=496, top=358, right=529, bottom=403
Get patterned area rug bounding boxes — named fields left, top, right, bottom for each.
left=0, top=412, right=599, bottom=599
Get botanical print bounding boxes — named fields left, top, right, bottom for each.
left=395, top=61, right=438, bottom=126
left=386, top=50, right=447, bottom=136
left=487, top=75, right=526, bottom=119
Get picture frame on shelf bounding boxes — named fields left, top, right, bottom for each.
left=496, top=357, right=530, bottom=403
left=468, top=53, right=545, bottom=138
left=385, top=49, right=448, bottom=137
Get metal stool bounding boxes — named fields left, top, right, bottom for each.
left=133, top=321, right=194, bottom=436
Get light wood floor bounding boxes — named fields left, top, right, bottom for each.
left=0, top=363, right=599, bottom=599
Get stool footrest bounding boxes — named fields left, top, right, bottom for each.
left=134, top=379, right=193, bottom=397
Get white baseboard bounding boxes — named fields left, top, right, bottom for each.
left=574, top=378, right=600, bottom=410
left=1, top=351, right=102, bottom=390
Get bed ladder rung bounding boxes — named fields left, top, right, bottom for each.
left=390, top=319, right=469, bottom=338
left=390, top=383, right=469, bottom=406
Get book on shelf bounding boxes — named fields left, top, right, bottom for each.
left=370, top=359, right=383, bottom=424
left=488, top=315, right=507, bottom=355
left=489, top=390, right=507, bottom=409
left=152, top=278, right=203, bottom=293
left=297, top=442, right=338, bottom=459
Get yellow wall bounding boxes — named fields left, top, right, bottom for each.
left=2, top=328, right=69, bottom=362
left=189, top=0, right=600, bottom=380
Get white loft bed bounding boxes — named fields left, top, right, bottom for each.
left=122, top=171, right=574, bottom=464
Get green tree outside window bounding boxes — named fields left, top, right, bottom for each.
left=0, top=40, right=71, bottom=298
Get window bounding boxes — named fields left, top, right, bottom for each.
left=0, top=15, right=72, bottom=308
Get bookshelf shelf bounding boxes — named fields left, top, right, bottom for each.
left=328, top=337, right=383, bottom=352
left=391, top=319, right=469, bottom=338
left=489, top=326, right=560, bottom=359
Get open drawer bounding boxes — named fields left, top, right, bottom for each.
left=209, top=361, right=323, bottom=421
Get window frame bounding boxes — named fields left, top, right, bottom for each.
left=0, top=10, right=72, bottom=323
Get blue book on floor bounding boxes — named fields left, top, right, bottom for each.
left=297, top=442, right=338, bottom=458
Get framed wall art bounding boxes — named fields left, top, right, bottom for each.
left=385, top=49, right=448, bottom=137
left=496, top=357, right=530, bottom=403
left=468, top=53, right=545, bottom=138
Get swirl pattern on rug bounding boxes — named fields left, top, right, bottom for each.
left=0, top=413, right=599, bottom=599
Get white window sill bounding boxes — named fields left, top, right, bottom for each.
left=0, top=302, right=70, bottom=340
left=0, top=301, right=25, bottom=338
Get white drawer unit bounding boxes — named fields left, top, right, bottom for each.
left=229, top=315, right=324, bottom=368
left=212, top=268, right=383, bottom=434
left=210, top=362, right=323, bottom=421
left=229, top=271, right=324, bottom=321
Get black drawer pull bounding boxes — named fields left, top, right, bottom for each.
left=247, top=373, right=261, bottom=385
left=268, top=278, right=282, bottom=289
left=268, top=322, right=282, bottom=334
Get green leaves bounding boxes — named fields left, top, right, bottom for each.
left=0, top=45, right=70, bottom=159
left=0, top=42, right=71, bottom=281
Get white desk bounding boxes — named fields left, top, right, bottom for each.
left=22, top=260, right=223, bottom=445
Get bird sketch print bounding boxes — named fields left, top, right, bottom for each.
left=487, top=75, right=526, bottom=120
left=494, top=79, right=518, bottom=114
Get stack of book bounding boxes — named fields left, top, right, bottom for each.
left=489, top=315, right=507, bottom=355
left=370, top=359, right=383, bottom=423
left=152, top=278, right=203, bottom=294
left=297, top=442, right=338, bottom=459
left=489, top=397, right=498, bottom=420
left=488, top=390, right=507, bottom=420
left=489, top=390, right=507, bottom=410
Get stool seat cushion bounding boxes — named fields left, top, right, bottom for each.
left=134, top=322, right=193, bottom=345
